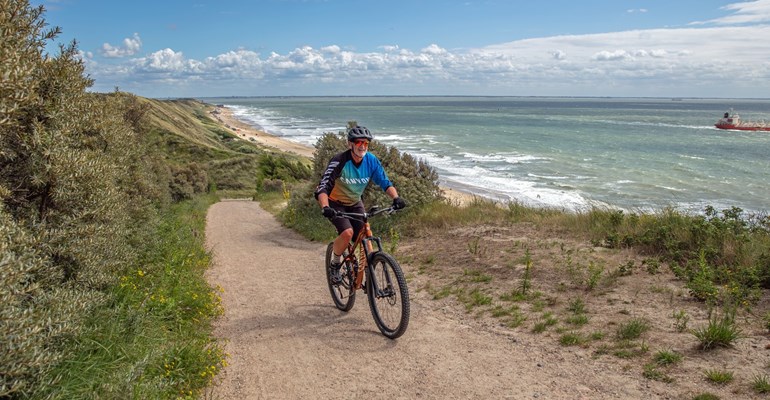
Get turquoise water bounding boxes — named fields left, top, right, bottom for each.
left=203, top=96, right=770, bottom=214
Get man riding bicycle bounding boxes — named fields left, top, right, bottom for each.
left=315, top=125, right=406, bottom=283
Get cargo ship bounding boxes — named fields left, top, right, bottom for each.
left=715, top=111, right=770, bottom=131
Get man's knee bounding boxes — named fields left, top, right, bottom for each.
left=339, top=228, right=354, bottom=241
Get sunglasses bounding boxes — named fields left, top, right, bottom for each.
left=352, top=140, right=369, bottom=147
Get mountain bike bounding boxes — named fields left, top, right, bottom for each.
left=325, top=205, right=410, bottom=339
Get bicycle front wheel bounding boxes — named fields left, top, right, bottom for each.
left=366, top=252, right=410, bottom=339
left=325, top=242, right=355, bottom=311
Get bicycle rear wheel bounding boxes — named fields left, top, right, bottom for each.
left=325, top=242, right=355, bottom=311
left=366, top=252, right=410, bottom=339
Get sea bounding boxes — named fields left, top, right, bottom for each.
left=202, top=96, right=770, bottom=215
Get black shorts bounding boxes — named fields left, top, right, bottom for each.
left=328, top=199, right=365, bottom=239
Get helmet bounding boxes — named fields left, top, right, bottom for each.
left=347, top=126, right=373, bottom=142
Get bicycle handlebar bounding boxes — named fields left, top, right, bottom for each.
left=334, top=205, right=399, bottom=221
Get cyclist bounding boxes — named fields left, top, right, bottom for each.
left=315, top=125, right=406, bottom=283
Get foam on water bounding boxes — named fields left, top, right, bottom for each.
left=208, top=97, right=770, bottom=214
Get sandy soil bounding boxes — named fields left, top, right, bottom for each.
left=204, top=200, right=634, bottom=399
left=204, top=200, right=770, bottom=399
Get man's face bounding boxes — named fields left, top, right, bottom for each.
left=350, top=139, right=369, bottom=159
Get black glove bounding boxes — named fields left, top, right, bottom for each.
left=322, top=206, right=336, bottom=219
left=392, top=197, right=407, bottom=210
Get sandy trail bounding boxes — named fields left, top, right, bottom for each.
left=203, top=200, right=661, bottom=399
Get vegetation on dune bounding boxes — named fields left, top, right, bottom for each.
left=1, top=1, right=253, bottom=397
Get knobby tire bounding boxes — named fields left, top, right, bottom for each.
left=366, top=252, right=410, bottom=339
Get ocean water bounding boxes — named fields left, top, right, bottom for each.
left=203, top=96, right=770, bottom=214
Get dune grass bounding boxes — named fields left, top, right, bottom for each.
left=38, top=195, right=226, bottom=399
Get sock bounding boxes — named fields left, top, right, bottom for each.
left=332, top=252, right=342, bottom=264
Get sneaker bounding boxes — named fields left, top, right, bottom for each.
left=329, top=261, right=342, bottom=284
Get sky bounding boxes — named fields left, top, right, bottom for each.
left=35, top=0, right=770, bottom=98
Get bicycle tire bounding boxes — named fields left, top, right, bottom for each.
left=325, top=242, right=355, bottom=311
left=366, top=252, right=410, bottom=339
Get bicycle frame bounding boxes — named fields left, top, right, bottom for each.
left=338, top=207, right=390, bottom=290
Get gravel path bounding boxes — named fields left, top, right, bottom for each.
left=204, top=200, right=652, bottom=399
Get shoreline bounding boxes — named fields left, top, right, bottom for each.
left=211, top=104, right=476, bottom=206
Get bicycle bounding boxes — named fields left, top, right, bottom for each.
left=324, top=205, right=410, bottom=339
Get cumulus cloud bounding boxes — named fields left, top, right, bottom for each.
left=101, top=33, right=142, bottom=58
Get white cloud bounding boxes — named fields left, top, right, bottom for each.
left=83, top=2, right=770, bottom=97
left=101, top=33, right=142, bottom=58
left=692, top=0, right=770, bottom=25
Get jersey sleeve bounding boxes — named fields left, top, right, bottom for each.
left=368, top=154, right=393, bottom=192
left=314, top=153, right=345, bottom=199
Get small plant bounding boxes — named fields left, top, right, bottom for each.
left=559, top=332, right=586, bottom=346
left=567, top=298, right=586, bottom=314
left=653, top=349, right=682, bottom=366
left=616, top=318, right=650, bottom=341
left=586, top=261, right=604, bottom=290
left=467, top=236, right=485, bottom=256
left=431, top=285, right=454, bottom=300
left=752, top=374, right=770, bottom=394
left=458, top=288, right=492, bottom=311
left=643, top=257, right=661, bottom=274
left=643, top=363, right=673, bottom=383
left=519, top=248, right=533, bottom=294
left=673, top=309, right=689, bottom=332
left=463, top=269, right=493, bottom=283
left=704, top=369, right=733, bottom=385
left=566, top=314, right=589, bottom=326
left=532, top=312, right=558, bottom=333
left=693, top=312, right=742, bottom=350
left=617, top=260, right=635, bottom=276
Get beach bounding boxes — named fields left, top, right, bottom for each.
left=214, top=106, right=315, bottom=158
left=213, top=105, right=475, bottom=205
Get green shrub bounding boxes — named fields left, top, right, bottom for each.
left=1, top=2, right=165, bottom=395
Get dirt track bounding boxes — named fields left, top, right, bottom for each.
left=203, top=200, right=679, bottom=399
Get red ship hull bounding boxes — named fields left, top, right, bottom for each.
left=715, top=123, right=770, bottom=131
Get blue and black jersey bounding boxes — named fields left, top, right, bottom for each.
left=314, top=150, right=393, bottom=206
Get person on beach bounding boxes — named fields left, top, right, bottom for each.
left=314, top=125, right=406, bottom=283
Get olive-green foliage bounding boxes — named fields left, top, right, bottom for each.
left=0, top=1, right=164, bottom=395
left=592, top=205, right=770, bottom=306
left=256, top=152, right=312, bottom=192
left=169, top=162, right=209, bottom=201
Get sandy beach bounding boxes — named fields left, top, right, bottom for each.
left=213, top=106, right=315, bottom=158
left=212, top=105, right=475, bottom=205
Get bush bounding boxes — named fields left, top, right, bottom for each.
left=1, top=1, right=164, bottom=395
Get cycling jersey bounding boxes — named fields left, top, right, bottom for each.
left=315, top=150, right=393, bottom=206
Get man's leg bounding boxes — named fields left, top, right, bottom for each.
left=332, top=228, right=353, bottom=261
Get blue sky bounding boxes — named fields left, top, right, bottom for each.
left=37, top=0, right=770, bottom=98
